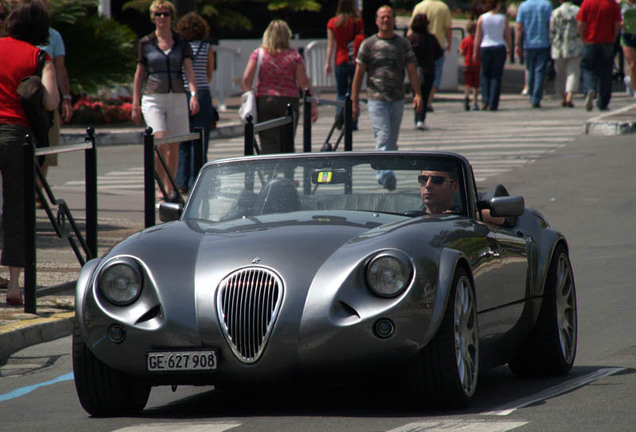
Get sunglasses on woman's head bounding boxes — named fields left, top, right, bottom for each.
left=153, top=11, right=171, bottom=17
left=418, top=175, right=454, bottom=186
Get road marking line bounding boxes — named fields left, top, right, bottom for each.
left=112, top=422, right=241, bottom=432
left=0, top=372, right=73, bottom=402
left=387, top=419, right=528, bottom=431
left=481, top=367, right=625, bottom=416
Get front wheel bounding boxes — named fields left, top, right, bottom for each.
left=407, top=267, right=479, bottom=408
left=509, top=243, right=577, bottom=376
left=72, top=321, right=151, bottom=417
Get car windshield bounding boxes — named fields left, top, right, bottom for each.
left=184, top=153, right=468, bottom=222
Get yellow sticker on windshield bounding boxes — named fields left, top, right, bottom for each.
left=316, top=171, right=332, bottom=183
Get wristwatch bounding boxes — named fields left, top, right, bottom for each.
left=190, top=91, right=197, bottom=97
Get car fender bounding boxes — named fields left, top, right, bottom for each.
left=75, top=257, right=101, bottom=337
left=422, top=247, right=469, bottom=344
left=535, top=229, right=569, bottom=297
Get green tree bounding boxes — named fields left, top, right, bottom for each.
left=51, top=0, right=138, bottom=94
left=266, top=0, right=321, bottom=22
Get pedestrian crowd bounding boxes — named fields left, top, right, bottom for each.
left=1, top=0, right=635, bottom=306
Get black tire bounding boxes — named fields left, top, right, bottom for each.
left=72, top=320, right=151, bottom=417
left=407, top=267, right=479, bottom=409
left=509, top=244, right=577, bottom=377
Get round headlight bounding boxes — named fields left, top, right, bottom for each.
left=98, top=260, right=143, bottom=306
left=366, top=253, right=412, bottom=298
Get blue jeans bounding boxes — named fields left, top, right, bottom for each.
left=480, top=45, right=507, bottom=110
left=367, top=99, right=404, bottom=183
left=416, top=69, right=434, bottom=123
left=334, top=62, right=358, bottom=129
left=178, top=90, right=216, bottom=191
left=433, top=54, right=445, bottom=89
left=580, top=42, right=615, bottom=109
left=525, top=47, right=550, bottom=105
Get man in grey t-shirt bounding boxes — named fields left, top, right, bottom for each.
left=352, top=5, right=422, bottom=190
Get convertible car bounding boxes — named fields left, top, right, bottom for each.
left=73, top=151, right=577, bottom=416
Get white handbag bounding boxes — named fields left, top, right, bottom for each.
left=239, top=48, right=263, bottom=123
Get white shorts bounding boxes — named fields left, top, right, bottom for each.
left=141, top=92, right=190, bottom=136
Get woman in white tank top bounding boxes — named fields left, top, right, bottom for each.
left=473, top=0, right=512, bottom=110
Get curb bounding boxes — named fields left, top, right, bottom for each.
left=584, top=104, right=636, bottom=135
left=0, top=311, right=75, bottom=359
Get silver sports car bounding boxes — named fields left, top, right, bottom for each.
left=73, top=151, right=577, bottom=416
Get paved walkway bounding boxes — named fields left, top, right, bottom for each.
left=1, top=83, right=635, bottom=359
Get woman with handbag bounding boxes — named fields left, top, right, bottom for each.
left=0, top=0, right=59, bottom=305
left=241, top=19, right=317, bottom=155
left=325, top=0, right=364, bottom=130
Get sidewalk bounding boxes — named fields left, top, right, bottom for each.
left=2, top=83, right=636, bottom=360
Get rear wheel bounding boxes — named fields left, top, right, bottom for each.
left=408, top=267, right=479, bottom=408
left=72, top=321, right=151, bottom=417
left=509, top=244, right=577, bottom=376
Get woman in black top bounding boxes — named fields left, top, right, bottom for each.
left=132, top=0, right=199, bottom=203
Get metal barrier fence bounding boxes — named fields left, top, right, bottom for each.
left=23, top=128, right=98, bottom=313
left=302, top=90, right=353, bottom=153
left=21, top=126, right=205, bottom=312
left=143, top=127, right=204, bottom=228
left=243, top=104, right=295, bottom=156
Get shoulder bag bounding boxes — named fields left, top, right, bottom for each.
left=16, top=50, right=53, bottom=149
left=239, top=48, right=263, bottom=123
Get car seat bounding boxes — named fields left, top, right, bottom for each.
left=254, top=177, right=301, bottom=215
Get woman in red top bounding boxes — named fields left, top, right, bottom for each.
left=0, top=0, right=59, bottom=305
left=325, top=0, right=364, bottom=129
left=242, top=20, right=317, bottom=155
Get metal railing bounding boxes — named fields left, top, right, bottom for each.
left=143, top=127, right=204, bottom=228
left=22, top=127, right=98, bottom=314
left=302, top=89, right=353, bottom=153
left=243, top=104, right=295, bottom=156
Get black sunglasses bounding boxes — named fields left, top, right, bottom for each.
left=153, top=11, right=171, bottom=17
left=418, top=175, right=454, bottom=186
left=0, top=13, right=7, bottom=20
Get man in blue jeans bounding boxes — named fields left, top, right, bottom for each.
left=576, top=0, right=622, bottom=111
left=352, top=6, right=422, bottom=190
left=515, top=0, right=552, bottom=108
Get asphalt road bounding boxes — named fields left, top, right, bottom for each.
left=1, top=126, right=635, bottom=430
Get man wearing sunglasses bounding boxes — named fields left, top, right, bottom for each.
left=418, top=169, right=459, bottom=214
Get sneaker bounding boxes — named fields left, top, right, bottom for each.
left=464, top=97, right=470, bottom=111
left=416, top=121, right=428, bottom=130
left=585, top=90, right=596, bottom=112
left=624, top=76, right=634, bottom=96
left=521, top=87, right=528, bottom=96
left=383, top=173, right=396, bottom=191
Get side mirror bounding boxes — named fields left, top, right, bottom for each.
left=159, top=202, right=183, bottom=222
left=486, top=195, right=525, bottom=217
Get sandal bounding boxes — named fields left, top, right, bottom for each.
left=6, top=293, right=23, bottom=306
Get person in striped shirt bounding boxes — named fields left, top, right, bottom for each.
left=176, top=12, right=216, bottom=194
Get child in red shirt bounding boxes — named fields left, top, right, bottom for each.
left=459, top=21, right=481, bottom=111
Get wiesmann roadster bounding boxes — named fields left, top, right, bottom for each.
left=73, top=151, right=577, bottom=416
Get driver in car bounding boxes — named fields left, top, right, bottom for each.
left=419, top=168, right=459, bottom=215
left=418, top=166, right=505, bottom=225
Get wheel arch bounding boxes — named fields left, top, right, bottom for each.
left=424, top=248, right=474, bottom=344
left=535, top=231, right=570, bottom=298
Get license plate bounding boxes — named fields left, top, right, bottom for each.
left=147, top=350, right=217, bottom=371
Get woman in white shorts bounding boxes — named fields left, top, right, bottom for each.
left=132, top=0, right=199, bottom=202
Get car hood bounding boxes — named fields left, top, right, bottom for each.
left=108, top=211, right=407, bottom=278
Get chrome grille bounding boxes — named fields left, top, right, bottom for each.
left=216, top=267, right=284, bottom=363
